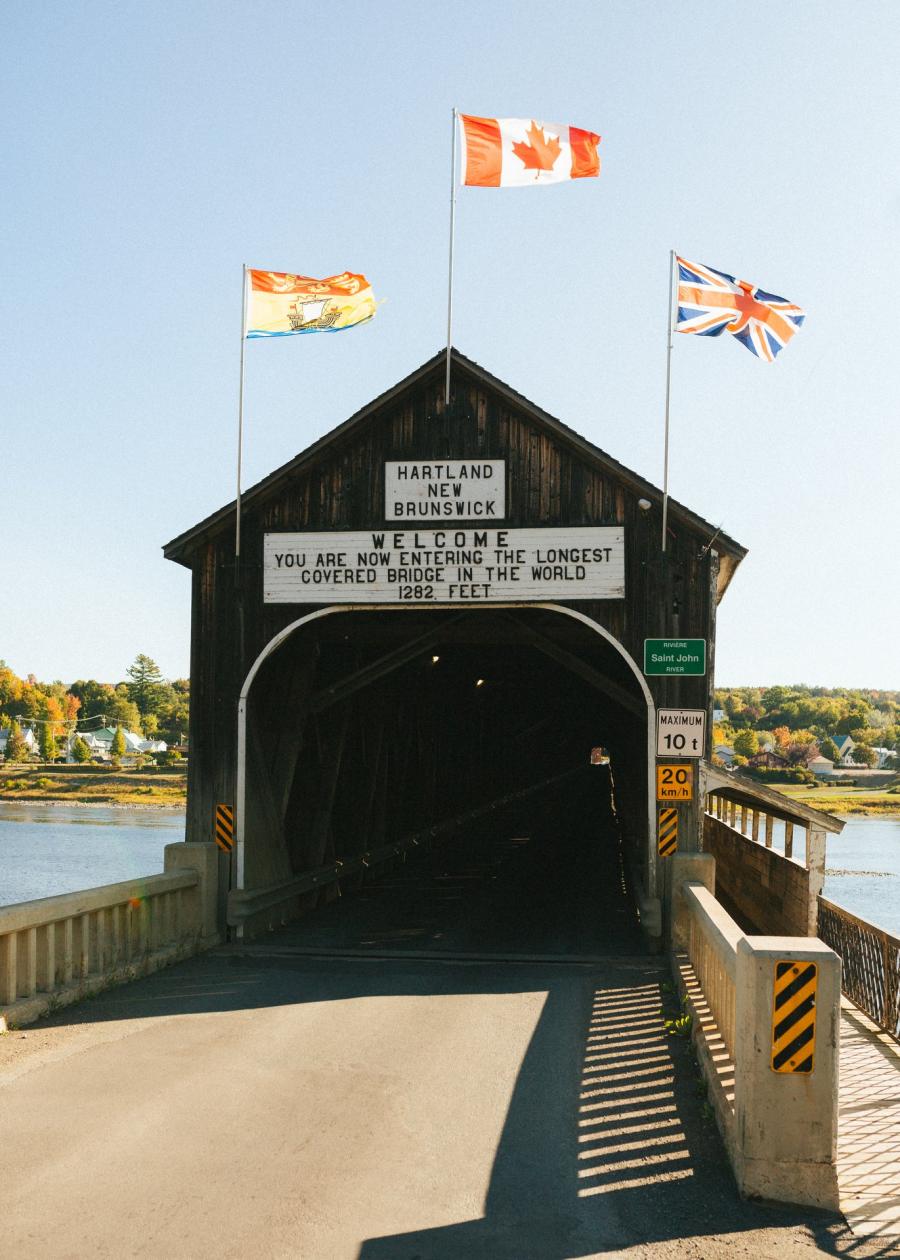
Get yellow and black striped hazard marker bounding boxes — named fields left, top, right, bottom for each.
left=658, top=807, right=678, bottom=857
left=772, top=960, right=817, bottom=1073
left=215, top=803, right=234, bottom=853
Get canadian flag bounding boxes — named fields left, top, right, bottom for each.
left=458, top=114, right=601, bottom=187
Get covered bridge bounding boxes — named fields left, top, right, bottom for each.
left=163, top=349, right=746, bottom=943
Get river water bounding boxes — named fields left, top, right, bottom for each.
left=1, top=803, right=898, bottom=937
left=0, top=803, right=184, bottom=907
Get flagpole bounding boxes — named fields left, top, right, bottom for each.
left=445, top=107, right=458, bottom=406
left=236, top=264, right=248, bottom=569
left=661, top=249, right=676, bottom=553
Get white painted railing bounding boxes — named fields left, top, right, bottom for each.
left=683, top=882, right=741, bottom=1062
left=670, top=856, right=841, bottom=1211
left=0, top=842, right=219, bottom=1028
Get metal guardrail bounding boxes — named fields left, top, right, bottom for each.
left=818, top=896, right=900, bottom=1042
left=229, top=766, right=584, bottom=927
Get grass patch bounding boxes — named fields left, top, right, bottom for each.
left=0, top=766, right=186, bottom=807
left=777, top=784, right=900, bottom=816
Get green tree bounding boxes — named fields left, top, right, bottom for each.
left=819, top=737, right=839, bottom=762
left=39, top=723, right=57, bottom=762
left=733, top=729, right=759, bottom=758
left=69, top=679, right=116, bottom=721
left=4, top=721, right=28, bottom=762
left=853, top=744, right=877, bottom=768
left=155, top=680, right=190, bottom=745
left=72, top=736, right=91, bottom=763
left=106, top=687, right=142, bottom=734
left=125, top=655, right=165, bottom=719
left=111, top=726, right=126, bottom=757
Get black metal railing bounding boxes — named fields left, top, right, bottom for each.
left=818, top=896, right=900, bottom=1041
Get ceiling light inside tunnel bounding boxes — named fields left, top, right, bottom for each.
left=475, top=678, right=485, bottom=687
left=431, top=655, right=440, bottom=664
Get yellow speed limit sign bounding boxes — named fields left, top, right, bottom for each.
left=656, top=763, right=693, bottom=801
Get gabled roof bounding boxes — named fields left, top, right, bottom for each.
left=163, top=347, right=747, bottom=596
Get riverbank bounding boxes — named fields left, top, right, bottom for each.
left=0, top=766, right=186, bottom=808
left=775, top=782, right=900, bottom=817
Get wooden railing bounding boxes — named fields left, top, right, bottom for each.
left=707, top=789, right=825, bottom=868
left=703, top=766, right=843, bottom=937
left=818, top=896, right=900, bottom=1041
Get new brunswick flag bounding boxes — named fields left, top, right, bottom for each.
left=245, top=270, right=377, bottom=338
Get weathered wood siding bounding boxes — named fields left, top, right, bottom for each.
left=175, top=360, right=726, bottom=881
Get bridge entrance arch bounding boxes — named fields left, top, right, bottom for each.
left=232, top=602, right=657, bottom=942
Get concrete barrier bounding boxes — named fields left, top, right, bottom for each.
left=0, top=842, right=220, bottom=1030
left=670, top=855, right=841, bottom=1211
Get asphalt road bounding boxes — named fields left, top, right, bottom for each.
left=0, top=815, right=891, bottom=1258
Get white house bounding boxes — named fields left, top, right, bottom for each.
left=67, top=728, right=167, bottom=762
left=807, top=754, right=835, bottom=777
left=831, top=734, right=856, bottom=766
left=714, top=743, right=736, bottom=767
left=873, top=747, right=898, bottom=770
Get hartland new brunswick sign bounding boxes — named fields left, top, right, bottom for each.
left=263, top=458, right=625, bottom=605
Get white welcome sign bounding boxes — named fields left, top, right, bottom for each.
left=264, top=526, right=624, bottom=604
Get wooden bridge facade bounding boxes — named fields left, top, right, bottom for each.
left=163, top=349, right=746, bottom=938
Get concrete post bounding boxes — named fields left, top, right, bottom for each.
left=164, top=843, right=220, bottom=944
left=733, top=935, right=841, bottom=1210
left=668, top=852, right=715, bottom=950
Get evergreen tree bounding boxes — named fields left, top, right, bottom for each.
left=72, top=736, right=91, bottom=763
left=125, top=655, right=165, bottom=718
left=111, top=726, right=126, bottom=757
left=39, top=723, right=56, bottom=762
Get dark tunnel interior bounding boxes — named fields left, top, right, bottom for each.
left=241, top=608, right=650, bottom=952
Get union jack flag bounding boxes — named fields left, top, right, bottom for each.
left=675, top=256, right=805, bottom=362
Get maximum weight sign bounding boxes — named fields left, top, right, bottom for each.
left=656, top=708, right=706, bottom=759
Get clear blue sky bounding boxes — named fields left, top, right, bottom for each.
left=2, top=2, right=898, bottom=687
